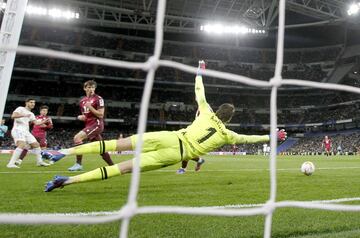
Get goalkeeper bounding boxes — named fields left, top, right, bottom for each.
left=44, top=60, right=287, bottom=192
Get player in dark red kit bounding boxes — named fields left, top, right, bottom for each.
left=68, top=80, right=114, bottom=171
left=232, top=144, right=238, bottom=155
left=17, top=105, right=53, bottom=164
left=32, top=105, right=53, bottom=149
left=322, top=135, right=332, bottom=156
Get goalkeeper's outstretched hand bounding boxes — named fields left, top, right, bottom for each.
left=277, top=128, right=287, bottom=141
left=197, top=60, right=206, bottom=76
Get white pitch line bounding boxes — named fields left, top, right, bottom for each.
left=0, top=171, right=79, bottom=174
left=1, top=166, right=360, bottom=174
left=2, top=197, right=360, bottom=217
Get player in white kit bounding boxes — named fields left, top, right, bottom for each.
left=7, top=98, right=50, bottom=168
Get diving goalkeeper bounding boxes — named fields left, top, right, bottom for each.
left=43, top=60, right=287, bottom=192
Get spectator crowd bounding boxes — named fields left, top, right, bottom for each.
left=286, top=133, right=360, bottom=155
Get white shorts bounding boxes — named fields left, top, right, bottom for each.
left=11, top=129, right=37, bottom=144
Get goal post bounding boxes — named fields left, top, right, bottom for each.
left=0, top=0, right=28, bottom=120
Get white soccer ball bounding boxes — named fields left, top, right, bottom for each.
left=301, top=161, right=315, bottom=176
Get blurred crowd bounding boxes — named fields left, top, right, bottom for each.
left=286, top=133, right=360, bottom=155
left=15, top=25, right=342, bottom=86
left=5, top=88, right=360, bottom=125
left=20, top=25, right=342, bottom=65
left=13, top=55, right=329, bottom=84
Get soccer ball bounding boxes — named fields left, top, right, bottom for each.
left=301, top=161, right=315, bottom=176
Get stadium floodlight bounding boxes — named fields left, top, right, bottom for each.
left=25, top=4, right=80, bottom=20
left=0, top=2, right=6, bottom=9
left=200, top=23, right=266, bottom=35
left=347, top=3, right=360, bottom=16
left=26, top=6, right=47, bottom=16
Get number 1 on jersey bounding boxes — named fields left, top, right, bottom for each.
left=198, top=127, right=216, bottom=144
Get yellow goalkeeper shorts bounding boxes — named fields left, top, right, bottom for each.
left=130, top=131, right=183, bottom=171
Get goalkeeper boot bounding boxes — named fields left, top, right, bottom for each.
left=176, top=168, right=186, bottom=174
left=44, top=175, right=68, bottom=192
left=195, top=158, right=205, bottom=172
left=68, top=163, right=83, bottom=171
left=41, top=150, right=66, bottom=162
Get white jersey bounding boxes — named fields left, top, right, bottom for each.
left=12, top=106, right=35, bottom=132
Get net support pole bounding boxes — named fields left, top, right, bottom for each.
left=264, top=0, right=286, bottom=237
left=119, top=0, right=166, bottom=237
left=0, top=0, right=28, bottom=120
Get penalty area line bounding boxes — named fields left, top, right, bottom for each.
left=2, top=197, right=360, bottom=217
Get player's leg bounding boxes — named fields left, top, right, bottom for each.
left=44, top=132, right=182, bottom=191
left=193, top=157, right=205, bottom=172
left=68, top=130, right=87, bottom=171
left=18, top=135, right=44, bottom=163
left=7, top=140, right=26, bottom=168
left=176, top=160, right=189, bottom=174
left=15, top=144, right=32, bottom=166
left=38, top=136, right=48, bottom=150
left=17, top=148, right=28, bottom=162
left=90, top=134, right=114, bottom=166
left=29, top=141, right=49, bottom=167
left=38, top=136, right=54, bottom=164
left=68, top=132, right=182, bottom=182
left=43, top=131, right=175, bottom=162
left=26, top=132, right=50, bottom=166
left=42, top=137, right=129, bottom=162
left=45, top=146, right=182, bottom=192
left=7, top=129, right=28, bottom=168
left=177, top=157, right=205, bottom=173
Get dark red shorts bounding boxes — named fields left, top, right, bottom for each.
left=35, top=136, right=47, bottom=148
left=82, top=124, right=104, bottom=141
left=325, top=147, right=331, bottom=152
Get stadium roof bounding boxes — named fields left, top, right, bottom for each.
left=37, top=0, right=356, bottom=33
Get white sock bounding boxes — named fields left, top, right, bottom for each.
left=33, top=147, right=43, bottom=163
left=8, top=148, right=23, bottom=165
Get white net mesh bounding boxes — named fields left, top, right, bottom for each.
left=1, top=0, right=360, bottom=237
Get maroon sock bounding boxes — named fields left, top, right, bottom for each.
left=76, top=155, right=83, bottom=165
left=74, top=141, right=83, bottom=165
left=101, top=152, right=114, bottom=165
left=19, top=149, right=28, bottom=161
left=181, top=160, right=188, bottom=169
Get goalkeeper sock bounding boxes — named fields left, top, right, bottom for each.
left=60, top=140, right=118, bottom=155
left=67, top=164, right=121, bottom=184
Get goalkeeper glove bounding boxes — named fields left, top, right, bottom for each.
left=197, top=60, right=206, bottom=76
left=277, top=128, right=287, bottom=141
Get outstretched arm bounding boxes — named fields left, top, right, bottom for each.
left=195, top=60, right=210, bottom=112
left=195, top=75, right=208, bottom=111
left=229, top=131, right=270, bottom=144
left=228, top=129, right=287, bottom=144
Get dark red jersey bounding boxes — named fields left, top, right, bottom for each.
left=79, top=94, right=104, bottom=128
left=323, top=139, right=331, bottom=148
left=31, top=115, right=53, bottom=137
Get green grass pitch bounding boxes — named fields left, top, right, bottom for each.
left=0, top=154, right=360, bottom=238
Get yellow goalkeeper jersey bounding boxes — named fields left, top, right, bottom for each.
left=175, top=75, right=270, bottom=159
